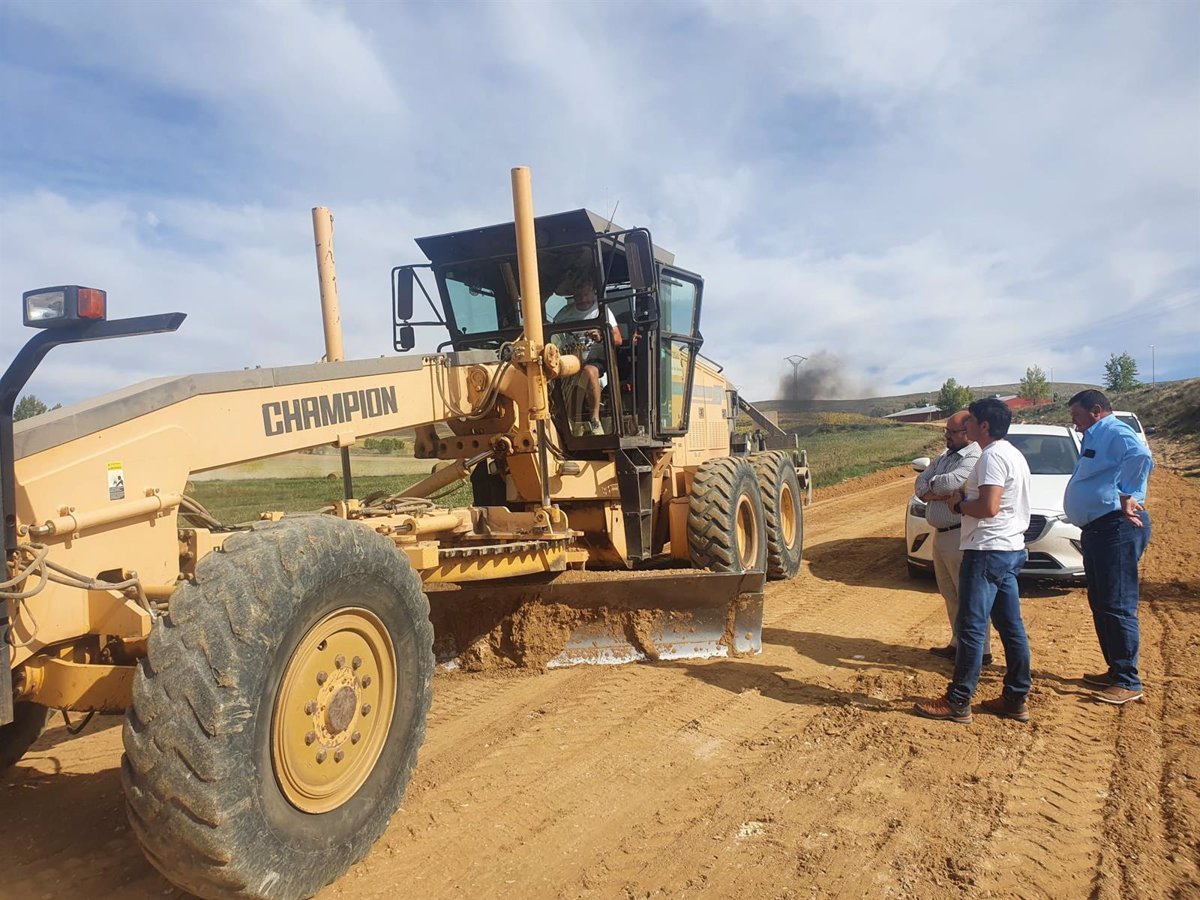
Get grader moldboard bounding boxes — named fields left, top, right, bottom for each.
left=0, top=168, right=809, bottom=899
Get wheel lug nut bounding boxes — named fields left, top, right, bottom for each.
left=361, top=703, right=371, bottom=717
left=352, top=656, right=362, bottom=670
left=316, top=749, right=327, bottom=764
left=351, top=731, right=361, bottom=744
left=334, top=654, right=345, bottom=669
left=304, top=731, right=316, bottom=745
left=334, top=749, right=345, bottom=763
left=317, top=640, right=327, bottom=651
left=361, top=675, right=372, bottom=688
left=316, top=671, right=328, bottom=685
left=304, top=701, right=317, bottom=715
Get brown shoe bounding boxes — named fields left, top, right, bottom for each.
left=1093, top=685, right=1143, bottom=705
left=914, top=696, right=973, bottom=724
left=929, top=645, right=956, bottom=660
left=1082, top=671, right=1113, bottom=687
left=979, top=695, right=1030, bottom=722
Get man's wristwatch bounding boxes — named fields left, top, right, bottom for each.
left=952, top=497, right=963, bottom=514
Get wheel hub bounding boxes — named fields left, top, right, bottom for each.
left=271, top=607, right=397, bottom=813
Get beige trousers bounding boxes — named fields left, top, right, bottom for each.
left=931, top=528, right=992, bottom=654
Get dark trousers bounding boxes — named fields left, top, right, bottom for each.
left=949, top=549, right=1031, bottom=708
left=1081, top=509, right=1151, bottom=691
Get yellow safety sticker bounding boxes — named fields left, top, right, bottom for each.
left=107, top=461, right=125, bottom=501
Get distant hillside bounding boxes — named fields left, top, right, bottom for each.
left=754, top=382, right=1099, bottom=418
left=1015, top=378, right=1199, bottom=435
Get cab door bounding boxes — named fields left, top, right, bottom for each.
left=652, top=267, right=704, bottom=440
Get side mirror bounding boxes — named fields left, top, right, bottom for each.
left=625, top=230, right=655, bottom=294
left=396, top=324, right=415, bottom=352
left=395, top=268, right=415, bottom=322
left=911, top=457, right=930, bottom=472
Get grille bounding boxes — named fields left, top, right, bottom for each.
left=1023, top=514, right=1048, bottom=543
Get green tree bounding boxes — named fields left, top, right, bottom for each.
left=936, top=378, right=974, bottom=414
left=14, top=394, right=50, bottom=421
left=1019, top=365, right=1050, bottom=403
left=1103, top=352, right=1140, bottom=393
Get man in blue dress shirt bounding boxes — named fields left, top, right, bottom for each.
left=1064, top=389, right=1154, bottom=705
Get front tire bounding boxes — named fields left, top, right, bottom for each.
left=122, top=516, right=434, bottom=900
left=688, top=457, right=768, bottom=574
left=751, top=451, right=804, bottom=579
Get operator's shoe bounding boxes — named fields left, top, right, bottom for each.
left=1093, top=685, right=1143, bottom=705
left=1082, top=670, right=1113, bottom=687
left=583, top=419, right=604, bottom=436
left=914, top=696, right=972, bottom=724
left=979, top=695, right=1030, bottom=723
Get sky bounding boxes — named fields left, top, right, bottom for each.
left=1, top=0, right=1198, bottom=406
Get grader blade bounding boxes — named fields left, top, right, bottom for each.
left=427, top=570, right=765, bottom=670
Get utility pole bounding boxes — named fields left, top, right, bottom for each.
left=785, top=355, right=807, bottom=408
left=1149, top=344, right=1155, bottom=385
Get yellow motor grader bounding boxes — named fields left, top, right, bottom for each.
left=0, top=168, right=808, bottom=899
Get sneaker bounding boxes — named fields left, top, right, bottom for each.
left=585, top=419, right=604, bottom=436
left=914, top=696, right=973, bottom=724
left=1082, top=671, right=1113, bottom=687
left=1093, top=685, right=1143, bottom=705
left=979, top=695, right=1030, bottom=723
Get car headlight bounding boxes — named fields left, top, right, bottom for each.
left=909, top=499, right=927, bottom=519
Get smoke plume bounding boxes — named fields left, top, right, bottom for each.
left=777, top=351, right=854, bottom=408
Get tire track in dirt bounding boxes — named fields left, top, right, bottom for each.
left=972, top=618, right=1116, bottom=898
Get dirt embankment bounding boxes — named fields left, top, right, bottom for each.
left=3, top=467, right=1198, bottom=899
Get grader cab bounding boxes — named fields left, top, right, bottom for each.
left=1, top=169, right=809, bottom=899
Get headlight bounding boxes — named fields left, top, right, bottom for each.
left=909, top=498, right=927, bottom=519
left=22, top=285, right=107, bottom=328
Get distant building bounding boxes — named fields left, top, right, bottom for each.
left=884, top=404, right=944, bottom=423
left=998, top=395, right=1053, bottom=411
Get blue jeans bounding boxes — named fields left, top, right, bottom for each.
left=1081, top=509, right=1151, bottom=691
left=948, top=549, right=1031, bottom=708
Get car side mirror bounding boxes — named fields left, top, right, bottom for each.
left=911, top=457, right=930, bottom=472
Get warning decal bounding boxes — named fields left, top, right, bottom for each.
left=107, top=462, right=125, bottom=501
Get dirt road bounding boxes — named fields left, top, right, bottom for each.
left=4, top=467, right=1198, bottom=899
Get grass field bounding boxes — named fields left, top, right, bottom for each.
left=798, top=425, right=942, bottom=488
left=189, top=473, right=474, bottom=525
left=188, top=423, right=940, bottom=524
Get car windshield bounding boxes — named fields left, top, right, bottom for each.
left=1007, top=434, right=1078, bottom=475
left=1116, top=414, right=1143, bottom=433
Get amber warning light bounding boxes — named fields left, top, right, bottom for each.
left=22, top=285, right=108, bottom=328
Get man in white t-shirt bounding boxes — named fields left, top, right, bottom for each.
left=916, top=397, right=1032, bottom=725
left=552, top=281, right=622, bottom=435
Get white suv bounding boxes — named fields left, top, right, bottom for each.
left=1112, top=410, right=1149, bottom=446
left=905, top=424, right=1085, bottom=581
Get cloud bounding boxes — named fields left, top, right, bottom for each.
left=1, top=0, right=1196, bottom=409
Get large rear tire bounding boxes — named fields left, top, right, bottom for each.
left=122, top=516, right=434, bottom=900
left=751, top=451, right=804, bottom=580
left=0, top=702, right=50, bottom=771
left=688, top=457, right=768, bottom=574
